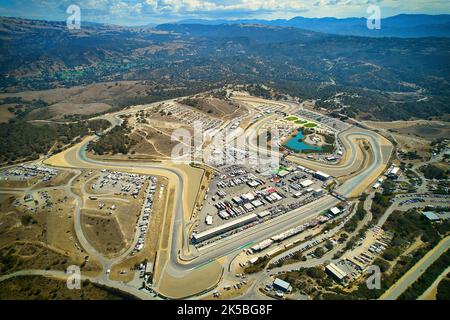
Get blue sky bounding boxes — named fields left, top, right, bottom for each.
left=0, top=0, right=449, bottom=26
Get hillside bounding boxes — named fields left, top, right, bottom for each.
left=0, top=17, right=449, bottom=121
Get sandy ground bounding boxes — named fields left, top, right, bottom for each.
left=0, top=179, right=102, bottom=277
left=157, top=260, right=223, bottom=299
left=0, top=175, right=44, bottom=189
left=391, top=134, right=430, bottom=156
left=28, top=102, right=111, bottom=120
left=363, top=119, right=449, bottom=132
left=363, top=119, right=448, bottom=157
left=0, top=81, right=154, bottom=105
left=180, top=96, right=248, bottom=122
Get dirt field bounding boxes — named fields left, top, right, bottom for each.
left=0, top=241, right=101, bottom=276
left=393, top=134, right=431, bottom=157
left=180, top=97, right=247, bottom=121
left=27, top=102, right=112, bottom=120
left=81, top=213, right=126, bottom=258
left=0, top=175, right=43, bottom=189
left=157, top=260, right=223, bottom=299
left=74, top=169, right=150, bottom=259
left=131, top=126, right=179, bottom=158
left=364, top=120, right=450, bottom=140
left=32, top=171, right=76, bottom=190
left=0, top=81, right=156, bottom=106
left=202, top=280, right=252, bottom=300
left=0, top=186, right=102, bottom=276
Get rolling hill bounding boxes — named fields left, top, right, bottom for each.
left=0, top=17, right=449, bottom=121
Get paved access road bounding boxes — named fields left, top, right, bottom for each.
left=379, top=236, right=450, bottom=300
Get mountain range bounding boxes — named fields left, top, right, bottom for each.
left=169, top=14, right=450, bottom=38
left=0, top=16, right=449, bottom=121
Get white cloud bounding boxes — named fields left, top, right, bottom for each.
left=3, top=0, right=450, bottom=25
left=141, top=0, right=308, bottom=13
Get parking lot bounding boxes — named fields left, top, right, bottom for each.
left=193, top=157, right=334, bottom=247
left=295, top=108, right=350, bottom=133
left=160, top=102, right=224, bottom=131
left=133, top=177, right=159, bottom=253
left=336, top=226, right=394, bottom=284
left=91, top=170, right=148, bottom=198
left=255, top=104, right=284, bottom=115
left=197, top=164, right=326, bottom=229
left=0, top=165, right=58, bottom=183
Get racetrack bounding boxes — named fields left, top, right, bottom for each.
left=42, top=97, right=392, bottom=299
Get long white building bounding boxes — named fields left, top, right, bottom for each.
left=192, top=214, right=258, bottom=243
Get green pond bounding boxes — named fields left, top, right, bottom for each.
left=284, top=131, right=323, bottom=153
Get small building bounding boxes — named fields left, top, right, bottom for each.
left=266, top=246, right=283, bottom=257
left=252, top=200, right=264, bottom=208
left=326, top=263, right=348, bottom=284
left=272, top=193, right=283, bottom=201
left=314, top=171, right=331, bottom=181
left=300, top=179, right=314, bottom=188
left=313, top=188, right=324, bottom=197
left=387, top=166, right=401, bottom=180
left=294, top=192, right=303, bottom=198
left=329, top=207, right=341, bottom=216
left=232, top=196, right=243, bottom=205
left=244, top=203, right=255, bottom=211
left=205, top=215, right=213, bottom=225
left=249, top=257, right=259, bottom=264
left=242, top=192, right=256, bottom=202
left=247, top=180, right=260, bottom=188
left=422, top=211, right=440, bottom=222
left=250, top=239, right=273, bottom=252
left=278, top=170, right=290, bottom=178
left=273, top=278, right=291, bottom=293
left=257, top=210, right=270, bottom=219
left=390, top=167, right=401, bottom=178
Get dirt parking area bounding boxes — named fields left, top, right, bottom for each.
left=110, top=177, right=168, bottom=282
